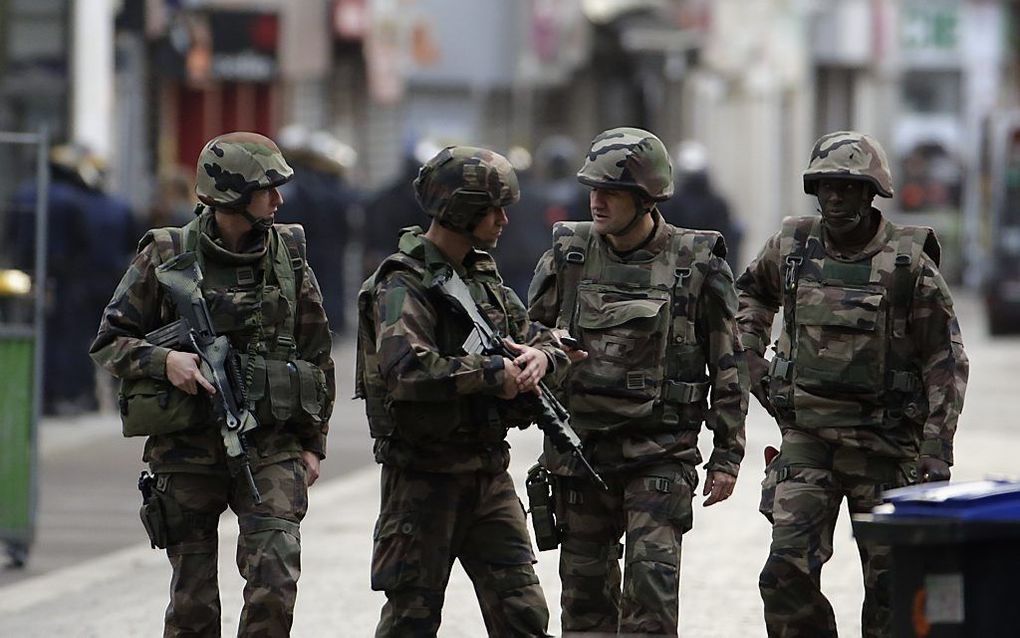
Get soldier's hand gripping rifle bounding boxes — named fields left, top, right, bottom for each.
left=434, top=269, right=607, bottom=490
left=147, top=253, right=262, bottom=504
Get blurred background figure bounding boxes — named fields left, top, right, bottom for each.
left=494, top=136, right=586, bottom=300
left=658, top=140, right=744, bottom=270
left=3, top=143, right=137, bottom=415
left=146, top=167, right=195, bottom=229
left=361, top=137, right=441, bottom=278
left=275, top=124, right=360, bottom=336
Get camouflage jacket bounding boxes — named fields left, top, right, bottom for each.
left=736, top=212, right=968, bottom=464
left=90, top=210, right=335, bottom=472
left=528, top=212, right=748, bottom=477
left=360, top=226, right=569, bottom=474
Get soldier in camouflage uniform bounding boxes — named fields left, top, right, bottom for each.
left=527, top=127, right=749, bottom=636
left=355, top=145, right=569, bottom=637
left=90, top=132, right=335, bottom=637
left=736, top=131, right=969, bottom=637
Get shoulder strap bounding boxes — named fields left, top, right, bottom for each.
left=778, top=216, right=817, bottom=346
left=888, top=224, right=938, bottom=339
left=552, top=221, right=594, bottom=332
left=274, top=223, right=307, bottom=299
left=779, top=216, right=816, bottom=293
left=669, top=228, right=720, bottom=344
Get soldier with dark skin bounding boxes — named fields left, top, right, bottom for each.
left=737, top=131, right=969, bottom=637
left=527, top=127, right=749, bottom=636
left=91, top=132, right=335, bottom=637
left=355, top=146, right=569, bottom=637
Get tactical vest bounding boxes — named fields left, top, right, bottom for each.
left=119, top=215, right=328, bottom=436
left=551, top=220, right=721, bottom=432
left=355, top=229, right=517, bottom=445
left=767, top=216, right=939, bottom=429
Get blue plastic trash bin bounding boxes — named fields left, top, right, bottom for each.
left=853, top=480, right=1020, bottom=638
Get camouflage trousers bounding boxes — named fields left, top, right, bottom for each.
left=371, top=465, right=550, bottom=637
left=759, top=432, right=915, bottom=638
left=556, top=462, right=696, bottom=636
left=157, top=458, right=308, bottom=637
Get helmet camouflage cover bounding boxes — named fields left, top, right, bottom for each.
left=803, top=130, right=894, bottom=198
left=413, top=145, right=520, bottom=231
left=195, top=131, right=294, bottom=209
left=577, top=127, right=674, bottom=201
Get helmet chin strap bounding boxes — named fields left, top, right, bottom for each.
left=240, top=209, right=274, bottom=233
left=818, top=204, right=866, bottom=241
left=608, top=193, right=650, bottom=237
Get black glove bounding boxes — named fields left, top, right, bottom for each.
left=919, top=456, right=951, bottom=483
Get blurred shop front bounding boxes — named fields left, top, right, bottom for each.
left=0, top=0, right=70, bottom=214
left=810, top=0, right=1008, bottom=285
left=149, top=8, right=281, bottom=171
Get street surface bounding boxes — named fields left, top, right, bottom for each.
left=1, top=292, right=1017, bottom=636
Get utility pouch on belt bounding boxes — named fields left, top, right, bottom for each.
left=240, top=354, right=328, bottom=428
left=119, top=377, right=210, bottom=438
left=138, top=471, right=169, bottom=549
left=526, top=463, right=560, bottom=551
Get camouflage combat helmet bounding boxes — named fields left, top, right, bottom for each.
left=195, top=131, right=294, bottom=209
left=413, top=145, right=520, bottom=232
left=577, top=127, right=674, bottom=201
left=803, top=130, right=894, bottom=198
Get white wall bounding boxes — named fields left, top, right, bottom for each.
left=71, top=0, right=116, bottom=158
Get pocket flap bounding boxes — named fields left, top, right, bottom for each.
left=266, top=359, right=294, bottom=421
left=294, top=359, right=325, bottom=418
left=373, top=511, right=417, bottom=540
left=122, top=377, right=170, bottom=399
left=238, top=354, right=268, bottom=402
left=796, top=285, right=881, bottom=330
left=576, top=288, right=669, bottom=330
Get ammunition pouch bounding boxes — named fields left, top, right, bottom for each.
left=119, top=377, right=210, bottom=438
left=240, top=354, right=329, bottom=432
left=386, top=396, right=509, bottom=446
left=526, top=463, right=560, bottom=551
left=387, top=400, right=467, bottom=445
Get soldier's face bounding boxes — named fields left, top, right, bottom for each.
left=816, top=179, right=871, bottom=234
left=247, top=187, right=284, bottom=221
left=589, top=188, right=638, bottom=235
left=471, top=206, right=508, bottom=249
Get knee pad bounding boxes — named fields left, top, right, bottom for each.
left=167, top=539, right=218, bottom=557
left=489, top=564, right=541, bottom=597
left=561, top=538, right=623, bottom=562
left=237, top=514, right=302, bottom=582
left=239, top=514, right=301, bottom=540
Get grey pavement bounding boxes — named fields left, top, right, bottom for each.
left=1, top=293, right=1018, bottom=637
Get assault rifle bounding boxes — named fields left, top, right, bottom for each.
left=434, top=268, right=607, bottom=491
left=148, top=253, right=262, bottom=503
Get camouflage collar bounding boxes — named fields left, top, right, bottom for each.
left=396, top=225, right=499, bottom=281
left=198, top=209, right=269, bottom=265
